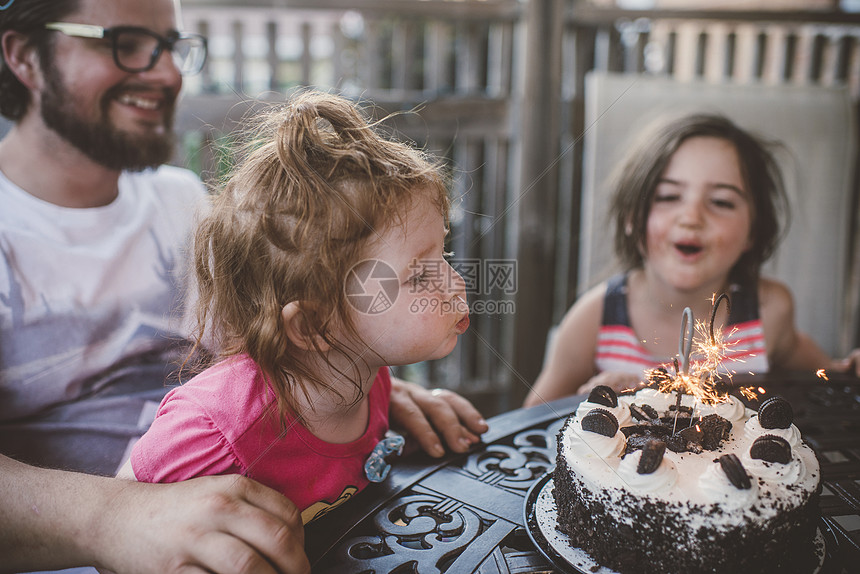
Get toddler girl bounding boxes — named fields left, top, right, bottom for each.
left=526, top=113, right=857, bottom=406
left=118, top=91, right=471, bottom=524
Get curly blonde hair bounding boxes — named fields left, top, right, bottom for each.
left=191, top=90, right=449, bottom=419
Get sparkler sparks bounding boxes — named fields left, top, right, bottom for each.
left=645, top=293, right=762, bottom=404
left=645, top=316, right=739, bottom=404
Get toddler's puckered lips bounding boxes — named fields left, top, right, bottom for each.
left=455, top=314, right=470, bottom=334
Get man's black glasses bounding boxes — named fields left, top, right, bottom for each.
left=45, top=22, right=207, bottom=76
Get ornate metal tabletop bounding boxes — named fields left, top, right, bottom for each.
left=305, top=374, right=860, bottom=574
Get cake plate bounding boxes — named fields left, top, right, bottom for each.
left=523, top=471, right=827, bottom=574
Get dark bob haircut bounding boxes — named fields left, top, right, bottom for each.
left=610, top=112, right=790, bottom=285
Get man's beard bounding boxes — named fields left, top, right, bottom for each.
left=40, top=63, right=176, bottom=172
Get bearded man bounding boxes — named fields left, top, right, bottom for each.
left=0, top=1, right=310, bottom=572
left=0, top=1, right=486, bottom=571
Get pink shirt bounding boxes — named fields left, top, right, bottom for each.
left=131, top=354, right=391, bottom=522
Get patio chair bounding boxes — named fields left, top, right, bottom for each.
left=577, top=71, right=857, bottom=357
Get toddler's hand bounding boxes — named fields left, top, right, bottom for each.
left=389, top=378, right=488, bottom=458
left=578, top=371, right=645, bottom=395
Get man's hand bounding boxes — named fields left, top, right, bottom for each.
left=96, top=475, right=310, bottom=574
left=0, top=454, right=310, bottom=574
left=389, top=378, right=488, bottom=457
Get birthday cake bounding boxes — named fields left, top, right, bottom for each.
left=553, top=382, right=821, bottom=574
left=553, top=297, right=821, bottom=573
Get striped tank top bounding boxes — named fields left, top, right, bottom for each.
left=595, top=274, right=769, bottom=379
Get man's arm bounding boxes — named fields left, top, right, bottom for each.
left=0, top=454, right=310, bottom=574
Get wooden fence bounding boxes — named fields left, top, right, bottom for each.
left=174, top=1, right=860, bottom=415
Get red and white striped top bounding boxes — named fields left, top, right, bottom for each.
left=595, top=319, right=768, bottom=378
left=595, top=273, right=769, bottom=379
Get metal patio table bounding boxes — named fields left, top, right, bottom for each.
left=306, top=372, right=860, bottom=574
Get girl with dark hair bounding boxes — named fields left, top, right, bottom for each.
left=525, top=113, right=857, bottom=406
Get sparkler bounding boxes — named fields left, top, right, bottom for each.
left=709, top=293, right=731, bottom=346
left=672, top=389, right=683, bottom=435
left=672, top=307, right=694, bottom=434
left=679, top=307, right=694, bottom=376
left=646, top=292, right=762, bottom=405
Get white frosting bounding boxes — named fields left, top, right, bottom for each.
left=694, top=395, right=746, bottom=423
left=742, top=451, right=806, bottom=485
left=575, top=400, right=632, bottom=427
left=563, top=419, right=626, bottom=459
left=699, top=460, right=760, bottom=508
left=622, top=390, right=747, bottom=424
left=559, top=388, right=820, bottom=533
left=621, top=388, right=673, bottom=411
left=617, top=450, right=677, bottom=493
left=744, top=416, right=802, bottom=447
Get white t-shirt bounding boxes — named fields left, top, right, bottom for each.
left=0, top=165, right=209, bottom=474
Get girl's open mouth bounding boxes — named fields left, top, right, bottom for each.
left=675, top=243, right=703, bottom=256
